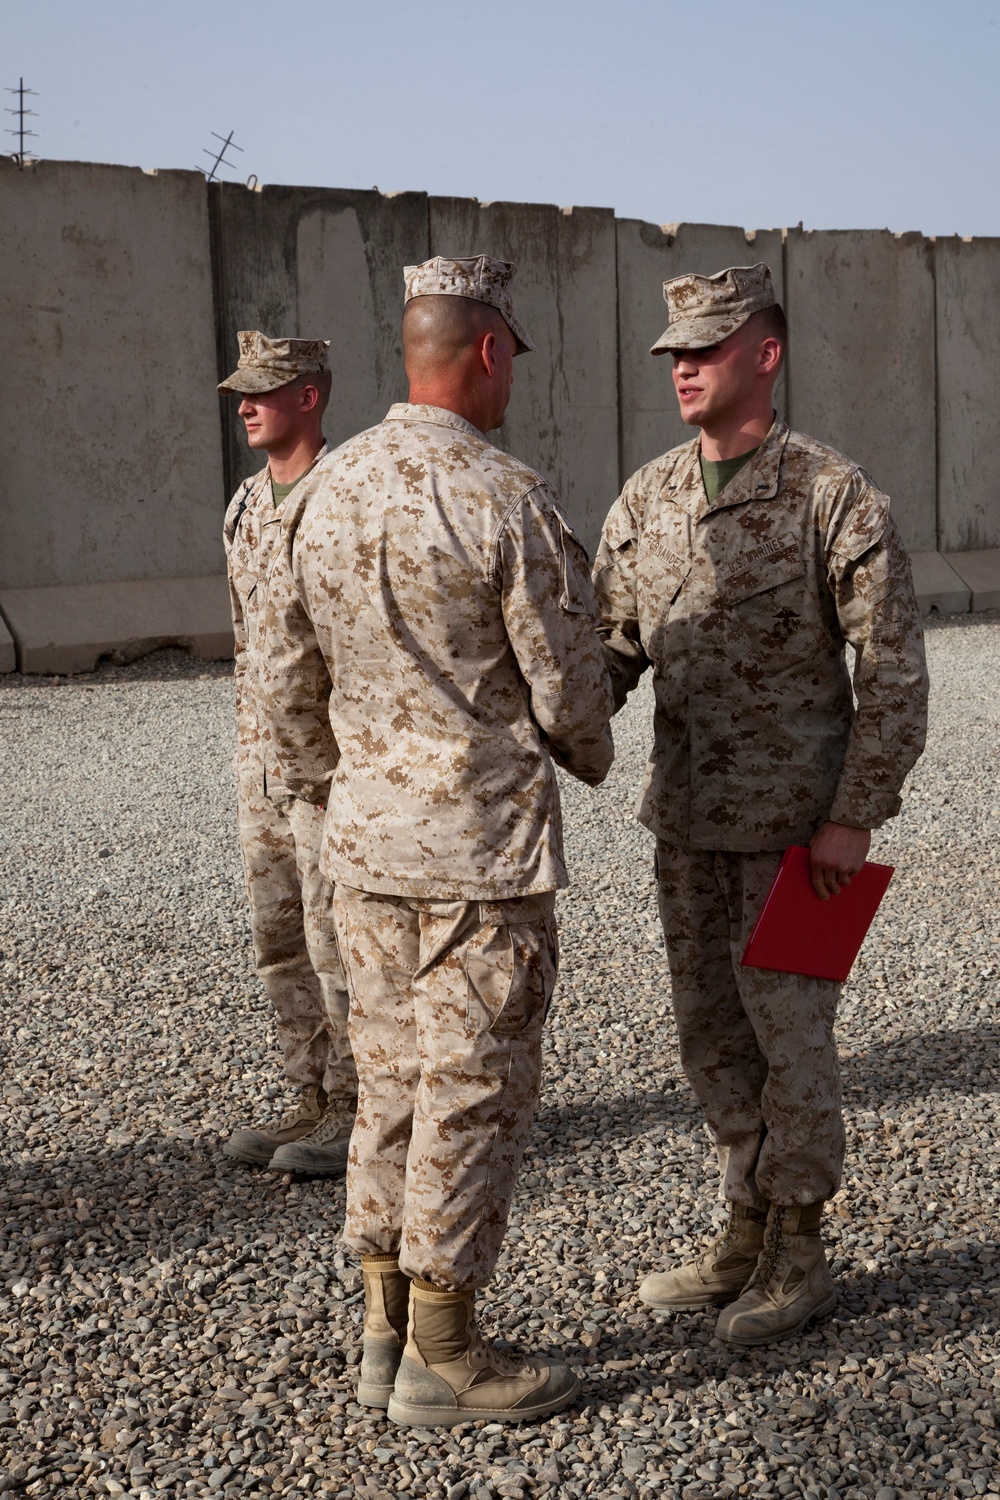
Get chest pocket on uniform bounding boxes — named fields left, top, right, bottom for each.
left=638, top=537, right=692, bottom=610
left=230, top=528, right=259, bottom=606
left=722, top=539, right=805, bottom=606
left=232, top=510, right=265, bottom=603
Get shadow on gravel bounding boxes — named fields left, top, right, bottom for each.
left=842, top=1024, right=1000, bottom=1099
left=4, top=1138, right=346, bottom=1279
left=532, top=1086, right=687, bottom=1144
left=831, top=1257, right=999, bottom=1325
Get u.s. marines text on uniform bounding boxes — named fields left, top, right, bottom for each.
left=219, top=331, right=357, bottom=1176
left=263, top=257, right=614, bottom=1425
left=594, top=264, right=929, bottom=1346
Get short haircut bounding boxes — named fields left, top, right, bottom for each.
left=402, top=294, right=507, bottom=372
left=747, top=302, right=787, bottom=346
left=287, top=368, right=333, bottom=415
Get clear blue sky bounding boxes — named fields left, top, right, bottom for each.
left=5, top=0, right=1000, bottom=237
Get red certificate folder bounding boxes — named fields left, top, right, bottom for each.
left=740, top=845, right=894, bottom=982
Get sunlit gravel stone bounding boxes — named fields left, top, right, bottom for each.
left=1, top=612, right=998, bottom=1499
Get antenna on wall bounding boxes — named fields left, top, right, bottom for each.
left=5, top=78, right=39, bottom=168
left=198, top=130, right=243, bottom=183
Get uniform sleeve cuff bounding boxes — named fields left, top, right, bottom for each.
left=828, top=785, right=902, bottom=830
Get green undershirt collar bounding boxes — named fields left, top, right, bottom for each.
left=699, top=445, right=760, bottom=505
left=270, top=473, right=306, bottom=509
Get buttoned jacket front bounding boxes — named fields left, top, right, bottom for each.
left=223, top=445, right=334, bottom=795
left=593, top=417, right=928, bottom=851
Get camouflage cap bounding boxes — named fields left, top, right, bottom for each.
left=403, top=255, right=536, bottom=354
left=650, top=263, right=777, bottom=356
left=218, top=331, right=331, bottom=395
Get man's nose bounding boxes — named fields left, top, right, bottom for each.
left=238, top=399, right=253, bottom=415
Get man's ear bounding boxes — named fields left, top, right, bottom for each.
left=480, top=330, right=497, bottom=379
left=758, top=337, right=782, bottom=376
left=299, top=383, right=320, bottom=412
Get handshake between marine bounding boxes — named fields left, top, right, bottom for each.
left=217, top=254, right=929, bottom=1428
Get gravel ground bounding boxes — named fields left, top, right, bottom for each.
left=1, top=612, right=998, bottom=1500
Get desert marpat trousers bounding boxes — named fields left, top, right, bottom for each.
left=236, top=776, right=357, bottom=1099
left=655, top=839, right=845, bottom=1207
left=333, top=886, right=558, bottom=1289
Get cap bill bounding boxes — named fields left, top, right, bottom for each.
left=649, top=309, right=753, bottom=357
left=504, top=309, right=536, bottom=355
left=217, top=367, right=302, bottom=395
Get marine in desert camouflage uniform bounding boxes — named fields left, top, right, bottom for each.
left=593, top=265, right=929, bottom=1346
left=262, top=257, right=614, bottom=1426
left=219, top=332, right=357, bottom=1176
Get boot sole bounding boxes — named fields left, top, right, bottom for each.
left=639, top=1286, right=745, bottom=1311
left=268, top=1153, right=348, bottom=1177
left=717, top=1289, right=838, bottom=1348
left=221, top=1140, right=277, bottom=1166
left=386, top=1373, right=581, bottom=1428
left=357, top=1382, right=394, bottom=1409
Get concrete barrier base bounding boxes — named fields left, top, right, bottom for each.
left=0, top=610, right=15, bottom=673
left=0, top=552, right=995, bottom=675
left=0, top=576, right=234, bottom=675
left=910, top=551, right=972, bottom=616
left=943, top=549, right=1000, bottom=612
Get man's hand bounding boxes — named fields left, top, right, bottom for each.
left=808, top=821, right=872, bottom=900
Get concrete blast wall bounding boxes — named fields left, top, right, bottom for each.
left=214, top=190, right=620, bottom=553
left=209, top=184, right=430, bottom=497
left=935, top=236, right=1000, bottom=553
left=428, top=198, right=619, bottom=556
left=784, top=230, right=938, bottom=553
left=0, top=159, right=224, bottom=591
left=1, top=157, right=999, bottom=670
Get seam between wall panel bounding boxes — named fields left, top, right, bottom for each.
left=781, top=228, right=791, bottom=426
left=615, top=221, right=625, bottom=497
left=207, top=180, right=234, bottom=506
left=931, top=237, right=941, bottom=553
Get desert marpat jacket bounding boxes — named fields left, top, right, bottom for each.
left=593, top=416, right=929, bottom=850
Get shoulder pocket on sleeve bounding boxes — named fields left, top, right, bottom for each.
left=830, top=486, right=890, bottom=564
left=552, top=508, right=590, bottom=614
left=848, top=518, right=912, bottom=607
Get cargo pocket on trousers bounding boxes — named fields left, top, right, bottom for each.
left=465, top=904, right=557, bottom=1038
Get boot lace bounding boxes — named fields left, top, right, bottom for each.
left=748, top=1211, right=789, bottom=1290
left=715, top=1218, right=740, bottom=1253
left=468, top=1330, right=526, bottom=1378
left=271, top=1086, right=326, bottom=1132
left=303, top=1102, right=356, bottom=1146
left=710, top=1205, right=759, bottom=1262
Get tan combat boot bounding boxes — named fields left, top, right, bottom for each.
left=386, top=1283, right=580, bottom=1428
left=269, top=1096, right=357, bottom=1176
left=638, top=1202, right=767, bottom=1310
left=716, top=1202, right=836, bottom=1346
left=357, top=1256, right=411, bottom=1408
left=222, top=1084, right=327, bottom=1166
